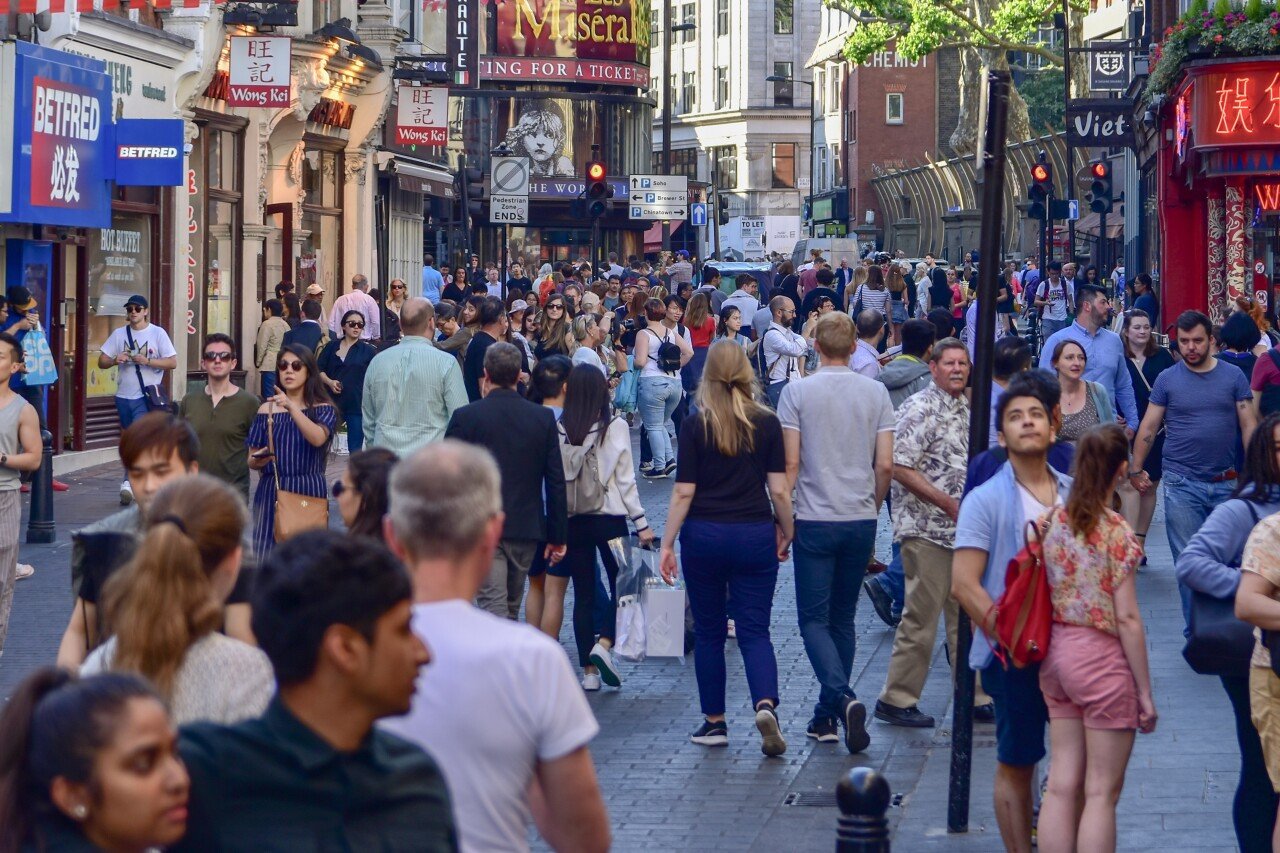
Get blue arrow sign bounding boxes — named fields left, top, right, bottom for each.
left=690, top=202, right=707, bottom=226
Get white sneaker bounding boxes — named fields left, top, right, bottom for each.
left=119, top=480, right=134, bottom=506
left=581, top=673, right=602, bottom=691
left=15, top=563, right=33, bottom=580
left=589, top=642, right=622, bottom=687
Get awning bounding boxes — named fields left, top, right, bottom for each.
left=1074, top=211, right=1122, bottom=240
left=643, top=221, right=664, bottom=250
left=387, top=158, right=455, bottom=199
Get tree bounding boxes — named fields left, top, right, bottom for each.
left=1020, top=67, right=1066, bottom=133
left=827, top=0, right=1087, bottom=151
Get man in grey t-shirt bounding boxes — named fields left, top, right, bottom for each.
left=777, top=312, right=894, bottom=754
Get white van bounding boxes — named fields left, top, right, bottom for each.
left=789, top=237, right=863, bottom=270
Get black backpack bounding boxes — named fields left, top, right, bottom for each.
left=648, top=328, right=683, bottom=374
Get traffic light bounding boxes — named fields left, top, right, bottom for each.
left=1088, top=160, right=1113, bottom=214
left=586, top=160, right=613, bottom=218
left=717, top=194, right=730, bottom=226
left=457, top=164, right=484, bottom=222
left=1027, top=160, right=1053, bottom=222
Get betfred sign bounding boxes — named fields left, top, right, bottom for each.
left=227, top=37, right=291, bottom=108
left=395, top=86, right=448, bottom=146
left=30, top=75, right=103, bottom=212
left=114, top=118, right=184, bottom=187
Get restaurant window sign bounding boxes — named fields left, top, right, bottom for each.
left=1191, top=61, right=1280, bottom=148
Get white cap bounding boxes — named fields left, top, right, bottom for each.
left=507, top=299, right=529, bottom=314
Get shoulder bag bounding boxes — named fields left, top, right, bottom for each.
left=267, top=403, right=329, bottom=542
left=124, top=326, right=173, bottom=412
left=1182, top=499, right=1261, bottom=677
left=986, top=518, right=1053, bottom=669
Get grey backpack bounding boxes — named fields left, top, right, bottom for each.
left=557, top=421, right=607, bottom=516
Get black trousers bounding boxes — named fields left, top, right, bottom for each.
left=556, top=514, right=626, bottom=668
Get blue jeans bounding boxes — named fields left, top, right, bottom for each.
left=114, top=395, right=149, bottom=429
left=260, top=371, right=277, bottom=399
left=681, top=519, right=780, bottom=717
left=344, top=413, right=364, bottom=453
left=794, top=519, right=877, bottom=722
left=638, top=375, right=681, bottom=469
left=881, top=540, right=905, bottom=618
left=1040, top=317, right=1069, bottom=341
left=1164, top=471, right=1237, bottom=633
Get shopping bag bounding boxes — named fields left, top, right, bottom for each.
left=643, top=576, right=686, bottom=659
left=611, top=536, right=656, bottom=662
left=613, top=357, right=638, bottom=412
left=21, top=327, right=57, bottom=386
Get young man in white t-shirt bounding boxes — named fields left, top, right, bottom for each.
left=382, top=440, right=609, bottom=853
left=97, top=294, right=177, bottom=504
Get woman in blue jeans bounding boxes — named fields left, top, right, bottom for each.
left=660, top=341, right=795, bottom=756
left=634, top=297, right=692, bottom=479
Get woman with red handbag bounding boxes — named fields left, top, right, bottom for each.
left=1037, top=423, right=1156, bottom=853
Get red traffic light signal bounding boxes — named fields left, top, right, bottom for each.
left=1031, top=163, right=1051, bottom=183
left=1090, top=161, right=1109, bottom=179
left=587, top=161, right=606, bottom=182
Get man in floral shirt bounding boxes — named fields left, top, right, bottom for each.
left=876, top=338, right=991, bottom=727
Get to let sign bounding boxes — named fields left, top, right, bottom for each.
left=1192, top=64, right=1280, bottom=148
left=228, top=37, right=290, bottom=108
left=395, top=86, right=447, bottom=146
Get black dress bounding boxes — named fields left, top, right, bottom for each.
left=1127, top=347, right=1175, bottom=481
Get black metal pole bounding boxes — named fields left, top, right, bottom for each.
left=836, top=767, right=892, bottom=852
left=500, top=223, right=508, bottom=301
left=948, top=68, right=1010, bottom=835
left=1062, top=0, right=1075, bottom=263
left=661, top=0, right=672, bottom=253
left=26, top=429, right=53, bottom=544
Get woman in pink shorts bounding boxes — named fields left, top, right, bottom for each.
left=1037, top=424, right=1157, bottom=853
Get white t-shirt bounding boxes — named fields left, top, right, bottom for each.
left=572, top=345, right=607, bottom=376
left=99, top=323, right=177, bottom=400
left=381, top=601, right=599, bottom=853
left=638, top=326, right=689, bottom=378
left=1037, top=277, right=1074, bottom=322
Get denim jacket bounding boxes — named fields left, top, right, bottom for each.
left=954, top=460, right=1074, bottom=670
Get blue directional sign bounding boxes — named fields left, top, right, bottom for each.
left=690, top=202, right=707, bottom=226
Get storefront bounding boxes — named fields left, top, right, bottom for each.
left=1159, top=58, right=1280, bottom=326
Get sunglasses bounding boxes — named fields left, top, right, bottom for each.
left=126, top=305, right=146, bottom=313
left=345, top=321, right=365, bottom=329
left=546, top=304, right=564, bottom=311
left=331, top=480, right=346, bottom=498
left=278, top=360, right=305, bottom=372
left=391, top=284, right=406, bottom=290
left=203, top=351, right=234, bottom=362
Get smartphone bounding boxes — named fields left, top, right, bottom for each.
left=251, top=449, right=275, bottom=460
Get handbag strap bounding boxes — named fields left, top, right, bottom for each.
left=124, top=326, right=149, bottom=393
left=266, top=403, right=281, bottom=493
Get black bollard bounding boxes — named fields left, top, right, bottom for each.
left=26, top=429, right=54, bottom=544
left=835, top=767, right=892, bottom=853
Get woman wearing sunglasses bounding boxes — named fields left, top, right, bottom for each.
left=246, top=344, right=336, bottom=556
left=332, top=447, right=398, bottom=543
left=535, top=297, right=573, bottom=360
left=317, top=310, right=378, bottom=453
left=383, top=279, right=407, bottom=344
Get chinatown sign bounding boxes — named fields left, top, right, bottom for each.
left=489, top=0, right=651, bottom=89
left=227, top=36, right=290, bottom=108
left=1190, top=60, right=1280, bottom=149
left=395, top=86, right=448, bottom=146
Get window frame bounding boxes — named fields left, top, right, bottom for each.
left=886, top=92, right=904, bottom=125
left=716, top=0, right=729, bottom=35
left=712, top=146, right=737, bottom=190
left=715, top=66, right=729, bottom=110
left=771, top=142, right=796, bottom=189
left=773, top=61, right=793, bottom=107
left=774, top=0, right=793, bottom=34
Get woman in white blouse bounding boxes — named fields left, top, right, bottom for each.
left=83, top=474, right=273, bottom=725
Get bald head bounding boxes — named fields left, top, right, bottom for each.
left=769, top=295, right=795, bottom=322
left=400, top=297, right=435, bottom=336
left=856, top=309, right=884, bottom=340
left=389, top=439, right=502, bottom=563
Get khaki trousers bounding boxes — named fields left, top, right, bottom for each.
left=879, top=537, right=991, bottom=709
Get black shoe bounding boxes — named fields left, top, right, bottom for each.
left=642, top=466, right=666, bottom=480
left=863, top=577, right=901, bottom=628
left=873, top=700, right=936, bottom=728
left=755, top=705, right=787, bottom=757
left=806, top=716, right=839, bottom=743
left=973, top=703, right=996, bottom=724
left=690, top=719, right=729, bottom=747
left=841, top=697, right=871, bottom=753
left=661, top=460, right=677, bottom=477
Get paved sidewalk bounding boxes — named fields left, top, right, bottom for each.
left=0, top=445, right=1243, bottom=852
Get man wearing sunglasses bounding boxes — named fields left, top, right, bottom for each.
left=98, top=294, right=177, bottom=505
left=178, top=334, right=260, bottom=502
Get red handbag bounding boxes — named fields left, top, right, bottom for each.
left=986, top=518, right=1053, bottom=669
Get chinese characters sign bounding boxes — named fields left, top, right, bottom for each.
left=1192, top=64, right=1280, bottom=148
left=395, top=86, right=448, bottom=146
left=227, top=37, right=290, bottom=108
left=32, top=76, right=102, bottom=210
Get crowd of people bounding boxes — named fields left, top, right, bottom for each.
left=7, top=242, right=1280, bottom=853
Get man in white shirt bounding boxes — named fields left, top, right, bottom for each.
left=1032, top=261, right=1074, bottom=341
left=761, top=296, right=810, bottom=408
left=850, top=309, right=885, bottom=378
left=382, top=440, right=609, bottom=853
left=778, top=312, right=893, bottom=754
left=328, top=274, right=380, bottom=340
left=485, top=268, right=504, bottom=299
left=97, top=294, right=177, bottom=504
left=722, top=272, right=762, bottom=322
left=605, top=251, right=626, bottom=280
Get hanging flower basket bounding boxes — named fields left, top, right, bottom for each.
left=1147, top=0, right=1280, bottom=100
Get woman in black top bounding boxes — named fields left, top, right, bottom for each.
left=317, top=310, right=378, bottom=452
left=441, top=267, right=469, bottom=304
left=659, top=341, right=795, bottom=757
left=1120, top=309, right=1175, bottom=563
left=773, top=262, right=802, bottom=331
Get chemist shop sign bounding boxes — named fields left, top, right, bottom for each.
left=0, top=42, right=112, bottom=228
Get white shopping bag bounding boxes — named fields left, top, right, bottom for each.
left=643, top=577, right=686, bottom=659
left=614, top=594, right=646, bottom=661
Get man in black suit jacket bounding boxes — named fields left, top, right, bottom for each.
left=282, top=299, right=326, bottom=353
left=446, top=342, right=567, bottom=619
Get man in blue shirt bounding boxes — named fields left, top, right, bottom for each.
left=421, top=253, right=445, bottom=305
left=1038, top=282, right=1140, bottom=432
left=952, top=370, right=1072, bottom=853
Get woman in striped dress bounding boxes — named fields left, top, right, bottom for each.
left=246, top=343, right=336, bottom=556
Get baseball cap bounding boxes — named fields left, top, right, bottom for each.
left=6, top=286, right=35, bottom=312
left=124, top=294, right=148, bottom=310
left=676, top=250, right=689, bottom=258
left=507, top=299, right=529, bottom=314
left=305, top=283, right=324, bottom=296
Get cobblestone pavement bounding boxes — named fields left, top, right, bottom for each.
left=0, top=436, right=1242, bottom=852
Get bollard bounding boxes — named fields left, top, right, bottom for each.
left=835, top=767, right=892, bottom=853
left=26, top=429, right=54, bottom=544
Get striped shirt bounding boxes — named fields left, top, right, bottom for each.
left=362, top=336, right=467, bottom=457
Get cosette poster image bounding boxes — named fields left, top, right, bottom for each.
left=498, top=99, right=582, bottom=177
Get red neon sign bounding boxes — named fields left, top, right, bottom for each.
left=1255, top=181, right=1280, bottom=211
left=1193, top=66, right=1280, bottom=147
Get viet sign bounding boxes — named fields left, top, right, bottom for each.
left=1065, top=100, right=1135, bottom=149
left=227, top=37, right=290, bottom=108
left=490, top=0, right=651, bottom=89
left=1087, top=41, right=1131, bottom=92
left=1191, top=64, right=1280, bottom=148
left=395, top=86, right=448, bottom=146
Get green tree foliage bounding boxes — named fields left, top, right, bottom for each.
left=1020, top=67, right=1066, bottom=133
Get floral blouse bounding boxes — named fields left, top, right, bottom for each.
left=1242, top=513, right=1280, bottom=668
left=1042, top=507, right=1142, bottom=635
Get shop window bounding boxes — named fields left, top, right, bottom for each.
left=886, top=93, right=904, bottom=124
left=772, top=143, right=796, bottom=189
left=775, top=0, right=793, bottom=33
left=86, top=213, right=153, bottom=400
left=187, top=121, right=244, bottom=374
left=298, top=145, right=344, bottom=304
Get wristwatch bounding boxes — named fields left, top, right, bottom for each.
left=2, top=454, right=10, bottom=467
left=1128, top=470, right=1142, bottom=478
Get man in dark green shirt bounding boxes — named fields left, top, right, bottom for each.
left=178, top=333, right=259, bottom=501
left=175, top=531, right=457, bottom=852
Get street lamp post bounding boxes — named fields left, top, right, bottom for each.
left=491, top=142, right=513, bottom=298
left=661, top=1, right=696, bottom=253
left=766, top=73, right=816, bottom=237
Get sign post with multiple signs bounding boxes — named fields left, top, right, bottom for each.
left=394, top=86, right=448, bottom=146
left=227, top=36, right=291, bottom=108
left=489, top=156, right=529, bottom=224
left=628, top=174, right=688, bottom=220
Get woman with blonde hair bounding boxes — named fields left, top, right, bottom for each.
left=84, top=474, right=273, bottom=725
left=659, top=341, right=794, bottom=756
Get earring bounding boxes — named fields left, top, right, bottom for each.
left=72, top=804, right=88, bottom=820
